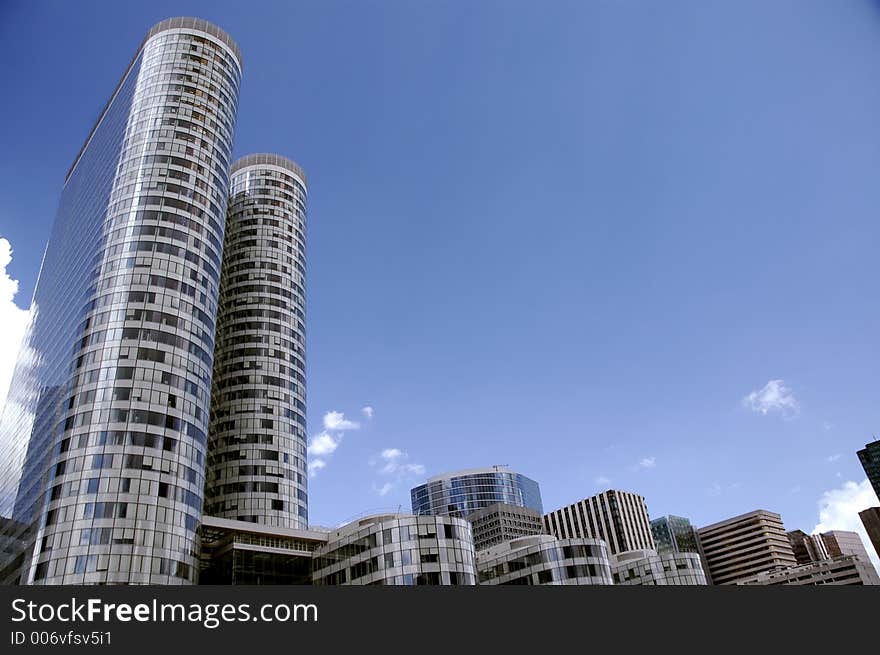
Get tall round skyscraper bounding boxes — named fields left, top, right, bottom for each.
left=0, top=18, right=242, bottom=584
left=205, top=154, right=309, bottom=528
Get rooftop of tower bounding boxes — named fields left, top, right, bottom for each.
left=64, top=16, right=242, bottom=186
left=420, top=465, right=520, bottom=485
left=231, top=153, right=308, bottom=186
left=146, top=17, right=243, bottom=68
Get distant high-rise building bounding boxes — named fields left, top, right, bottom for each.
left=467, top=503, right=545, bottom=552
left=697, top=510, right=797, bottom=585
left=205, top=154, right=309, bottom=528
left=787, top=529, right=825, bottom=564
left=787, top=529, right=873, bottom=567
left=859, top=507, right=880, bottom=561
left=543, top=490, right=655, bottom=555
left=650, top=515, right=700, bottom=555
left=857, top=439, right=880, bottom=498
left=819, top=530, right=872, bottom=562
left=410, top=467, right=542, bottom=518
left=0, top=17, right=242, bottom=584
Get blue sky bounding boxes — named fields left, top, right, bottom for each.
left=0, top=1, right=879, bottom=555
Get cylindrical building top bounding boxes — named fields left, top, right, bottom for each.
left=146, top=17, right=243, bottom=68
left=231, top=153, right=308, bottom=185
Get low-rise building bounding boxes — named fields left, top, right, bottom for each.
left=736, top=555, right=880, bottom=586
left=476, top=534, right=613, bottom=585
left=611, top=549, right=708, bottom=585
left=311, top=513, right=477, bottom=585
left=198, top=515, right=328, bottom=584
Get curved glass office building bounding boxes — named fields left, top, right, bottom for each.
left=312, top=514, right=477, bottom=585
left=205, top=154, right=309, bottom=528
left=476, top=535, right=613, bottom=586
left=0, top=17, right=241, bottom=584
left=410, top=466, right=543, bottom=518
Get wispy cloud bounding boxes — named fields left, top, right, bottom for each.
left=813, top=479, right=880, bottom=571
left=632, top=456, right=656, bottom=471
left=309, top=459, right=327, bottom=475
left=362, top=406, right=374, bottom=419
left=742, top=379, right=799, bottom=418
left=370, top=448, right=425, bottom=496
left=0, top=238, right=31, bottom=415
left=709, top=481, right=741, bottom=497
left=595, top=475, right=611, bottom=486
left=377, top=448, right=425, bottom=476
left=826, top=454, right=841, bottom=463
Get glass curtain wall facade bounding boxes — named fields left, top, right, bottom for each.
left=0, top=17, right=241, bottom=584
left=411, top=467, right=543, bottom=518
left=650, top=515, right=700, bottom=555
left=857, top=439, right=880, bottom=498
left=205, top=154, right=308, bottom=528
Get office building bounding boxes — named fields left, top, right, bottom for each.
left=205, top=154, right=309, bottom=528
left=198, top=515, right=327, bottom=584
left=650, top=515, right=700, bottom=555
left=611, top=549, right=707, bottom=585
left=411, top=466, right=543, bottom=518
left=467, top=503, right=545, bottom=552
left=544, top=490, right=655, bottom=555
left=859, top=507, right=880, bottom=561
left=0, top=17, right=242, bottom=584
left=736, top=555, right=880, bottom=586
left=857, top=439, right=880, bottom=498
left=311, top=513, right=477, bottom=585
left=697, top=510, right=797, bottom=585
left=476, top=534, right=613, bottom=585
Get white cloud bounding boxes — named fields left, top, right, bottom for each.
left=633, top=456, right=656, bottom=471
left=362, top=406, right=374, bottom=419
left=790, top=485, right=802, bottom=494
left=307, top=407, right=370, bottom=474
left=742, top=379, right=799, bottom=417
left=813, top=479, right=880, bottom=570
left=826, top=454, right=841, bottom=463
left=376, top=482, right=393, bottom=497
left=823, top=421, right=834, bottom=431
left=595, top=475, right=611, bottom=486
left=323, top=410, right=360, bottom=431
left=0, top=238, right=30, bottom=415
left=308, top=432, right=340, bottom=457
